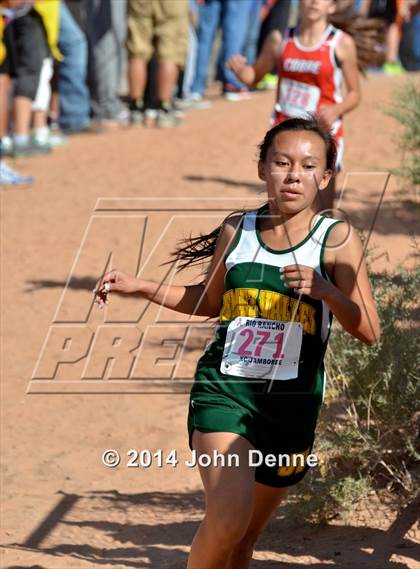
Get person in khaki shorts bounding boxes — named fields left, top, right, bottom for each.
left=127, top=0, right=189, bottom=127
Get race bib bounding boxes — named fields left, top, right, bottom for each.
left=220, top=317, right=303, bottom=381
left=279, top=78, right=320, bottom=117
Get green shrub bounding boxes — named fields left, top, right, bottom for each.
left=325, top=256, right=419, bottom=488
left=386, top=81, right=420, bottom=194
left=286, top=245, right=419, bottom=523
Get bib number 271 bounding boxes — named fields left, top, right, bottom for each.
left=221, top=317, right=303, bottom=381
left=238, top=326, right=285, bottom=359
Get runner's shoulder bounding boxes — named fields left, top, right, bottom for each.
left=221, top=212, right=245, bottom=241
left=336, top=31, right=357, bottom=61
left=326, top=218, right=350, bottom=243
left=323, top=219, right=361, bottom=266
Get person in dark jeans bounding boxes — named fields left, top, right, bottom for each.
left=189, top=0, right=255, bottom=103
left=57, top=0, right=93, bottom=133
left=399, top=0, right=420, bottom=70
left=86, top=0, right=128, bottom=126
left=257, top=0, right=291, bottom=54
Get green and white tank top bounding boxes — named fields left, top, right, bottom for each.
left=194, top=205, right=343, bottom=400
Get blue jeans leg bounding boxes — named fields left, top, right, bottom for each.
left=242, top=0, right=264, bottom=65
left=87, top=0, right=127, bottom=120
left=190, top=0, right=222, bottom=95
left=222, top=0, right=254, bottom=89
left=58, top=0, right=91, bottom=130
left=182, top=24, right=199, bottom=98
left=413, top=13, right=420, bottom=68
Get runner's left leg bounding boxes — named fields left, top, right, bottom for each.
left=225, top=481, right=288, bottom=569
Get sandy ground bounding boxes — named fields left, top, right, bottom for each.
left=1, top=73, right=419, bottom=569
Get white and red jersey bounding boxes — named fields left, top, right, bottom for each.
left=274, top=24, right=344, bottom=167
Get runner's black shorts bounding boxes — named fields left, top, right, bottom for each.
left=187, top=392, right=319, bottom=488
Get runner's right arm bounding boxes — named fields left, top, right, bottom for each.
left=226, top=30, right=282, bottom=88
left=94, top=215, right=242, bottom=318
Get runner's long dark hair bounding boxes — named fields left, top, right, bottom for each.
left=167, top=115, right=337, bottom=274
left=329, top=0, right=387, bottom=71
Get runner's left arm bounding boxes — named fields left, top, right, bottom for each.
left=322, top=223, right=380, bottom=345
left=319, top=33, right=361, bottom=127
left=93, top=215, right=242, bottom=318
left=281, top=223, right=380, bottom=345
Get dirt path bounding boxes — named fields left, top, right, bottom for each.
left=1, top=73, right=419, bottom=569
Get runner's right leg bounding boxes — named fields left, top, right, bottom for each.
left=187, top=430, right=256, bottom=569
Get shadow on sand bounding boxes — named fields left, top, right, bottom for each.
left=4, top=490, right=419, bottom=569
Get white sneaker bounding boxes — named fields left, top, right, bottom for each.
left=183, top=92, right=212, bottom=110
left=156, top=108, right=182, bottom=128
left=0, top=161, right=33, bottom=186
left=1, top=135, right=13, bottom=156
left=223, top=90, right=252, bottom=102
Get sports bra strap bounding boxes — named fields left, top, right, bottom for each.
left=326, top=25, right=343, bottom=47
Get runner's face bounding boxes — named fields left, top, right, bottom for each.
left=258, top=130, right=332, bottom=213
left=299, top=0, right=336, bottom=22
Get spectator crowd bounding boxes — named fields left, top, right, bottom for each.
left=1, top=0, right=419, bottom=185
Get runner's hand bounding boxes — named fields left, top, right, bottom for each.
left=281, top=264, right=333, bottom=300
left=318, top=105, right=340, bottom=129
left=225, top=55, right=248, bottom=77
left=93, top=270, right=139, bottom=308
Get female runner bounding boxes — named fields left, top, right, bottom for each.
left=94, top=116, right=380, bottom=569
left=226, top=0, right=383, bottom=209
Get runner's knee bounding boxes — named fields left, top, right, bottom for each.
left=235, top=527, right=260, bottom=553
left=203, top=508, right=251, bottom=547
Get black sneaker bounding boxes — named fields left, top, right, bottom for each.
left=129, top=99, right=145, bottom=125
left=156, top=103, right=182, bottom=128
left=13, top=141, right=51, bottom=157
left=130, top=109, right=144, bottom=125
left=62, top=122, right=105, bottom=135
